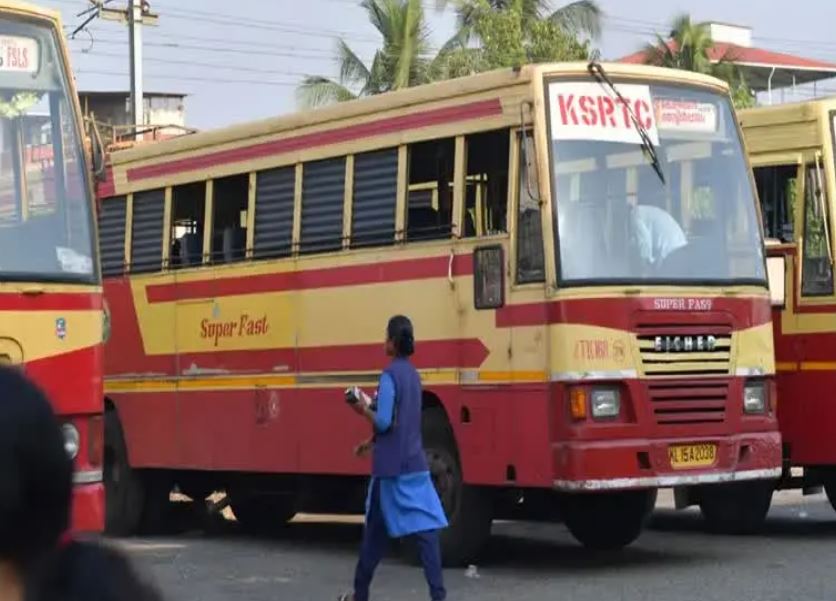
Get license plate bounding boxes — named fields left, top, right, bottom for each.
left=668, top=443, right=717, bottom=469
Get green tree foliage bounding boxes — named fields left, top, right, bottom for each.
left=298, top=0, right=598, bottom=107
left=435, top=0, right=593, bottom=80
left=437, top=0, right=602, bottom=40
left=298, top=0, right=452, bottom=107
left=642, top=14, right=755, bottom=109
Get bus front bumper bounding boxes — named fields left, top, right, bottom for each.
left=552, top=431, right=782, bottom=492
left=71, top=471, right=105, bottom=532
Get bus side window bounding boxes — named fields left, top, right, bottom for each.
left=753, top=165, right=797, bottom=243
left=300, top=157, right=345, bottom=255
left=130, top=188, right=165, bottom=274
left=99, top=195, right=127, bottom=277
left=351, top=148, right=398, bottom=248
left=516, top=133, right=545, bottom=283
left=407, top=138, right=455, bottom=241
left=170, top=182, right=206, bottom=269
left=464, top=130, right=509, bottom=238
left=211, top=174, right=249, bottom=265
left=253, top=166, right=294, bottom=260
left=801, top=161, right=834, bottom=296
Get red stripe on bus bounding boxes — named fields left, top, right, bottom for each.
left=105, top=278, right=488, bottom=377
left=97, top=166, right=116, bottom=198
left=126, top=98, right=503, bottom=182
left=145, top=254, right=474, bottom=304
left=171, top=339, right=488, bottom=375
left=106, top=341, right=489, bottom=378
left=0, top=292, right=101, bottom=311
left=495, top=297, right=772, bottom=330
left=25, top=344, right=103, bottom=416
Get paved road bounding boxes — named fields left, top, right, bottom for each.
left=119, top=494, right=836, bottom=601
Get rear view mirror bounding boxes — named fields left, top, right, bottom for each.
left=767, top=256, right=786, bottom=308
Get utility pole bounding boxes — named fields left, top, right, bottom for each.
left=128, top=0, right=144, bottom=128
left=95, top=0, right=159, bottom=134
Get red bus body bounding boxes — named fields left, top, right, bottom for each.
left=12, top=289, right=106, bottom=531
left=98, top=64, right=780, bottom=554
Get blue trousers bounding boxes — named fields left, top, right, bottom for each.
left=353, top=481, right=446, bottom=601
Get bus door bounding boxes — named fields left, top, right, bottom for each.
left=168, top=179, right=238, bottom=472
left=453, top=130, right=514, bottom=484
left=505, top=129, right=553, bottom=487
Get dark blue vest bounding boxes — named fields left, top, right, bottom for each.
left=372, top=358, right=428, bottom=478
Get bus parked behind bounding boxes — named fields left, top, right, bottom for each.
left=741, top=98, right=836, bottom=511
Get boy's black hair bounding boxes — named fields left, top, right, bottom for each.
left=0, top=367, right=162, bottom=601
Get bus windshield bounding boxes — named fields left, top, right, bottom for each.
left=0, top=19, right=95, bottom=283
left=547, top=80, right=766, bottom=286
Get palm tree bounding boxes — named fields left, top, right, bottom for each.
left=643, top=14, right=754, bottom=107
left=298, top=0, right=439, bottom=108
left=643, top=15, right=715, bottom=73
left=436, top=0, right=602, bottom=40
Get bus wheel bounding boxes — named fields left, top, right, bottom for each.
left=229, top=493, right=296, bottom=533
left=104, top=410, right=144, bottom=536
left=423, top=408, right=492, bottom=567
left=138, top=474, right=175, bottom=534
left=563, top=489, right=657, bottom=550
left=699, top=481, right=773, bottom=534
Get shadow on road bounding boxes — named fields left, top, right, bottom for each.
left=125, top=502, right=708, bottom=572
left=649, top=505, right=836, bottom=540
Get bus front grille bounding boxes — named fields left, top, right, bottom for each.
left=647, top=379, right=728, bottom=425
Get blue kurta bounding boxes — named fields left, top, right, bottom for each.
left=366, top=372, right=448, bottom=538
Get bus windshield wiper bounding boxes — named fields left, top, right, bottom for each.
left=588, top=62, right=666, bottom=184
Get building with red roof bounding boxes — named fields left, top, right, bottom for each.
left=620, top=22, right=836, bottom=103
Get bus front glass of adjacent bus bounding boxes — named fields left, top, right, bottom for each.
left=542, top=73, right=781, bottom=537
left=0, top=9, right=103, bottom=532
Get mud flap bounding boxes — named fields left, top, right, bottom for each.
left=674, top=486, right=694, bottom=509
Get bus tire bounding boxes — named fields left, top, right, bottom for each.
left=699, top=480, right=773, bottom=534
left=563, top=489, right=656, bottom=550
left=422, top=407, right=492, bottom=567
left=104, top=410, right=144, bottom=536
left=137, top=474, right=175, bottom=535
left=229, top=493, right=296, bottom=533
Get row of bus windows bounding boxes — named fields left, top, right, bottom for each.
left=99, top=128, right=545, bottom=282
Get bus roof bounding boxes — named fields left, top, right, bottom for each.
left=0, top=1, right=61, bottom=23
left=739, top=97, right=836, bottom=128
left=109, top=62, right=732, bottom=168
left=738, top=98, right=836, bottom=154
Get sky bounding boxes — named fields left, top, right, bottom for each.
left=33, top=0, right=836, bottom=130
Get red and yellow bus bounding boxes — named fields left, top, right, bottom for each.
left=742, top=99, right=836, bottom=510
left=0, top=2, right=104, bottom=532
left=99, top=62, right=779, bottom=561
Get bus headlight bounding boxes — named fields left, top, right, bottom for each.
left=62, top=423, right=80, bottom=460
left=591, top=388, right=620, bottom=419
left=743, top=382, right=767, bottom=414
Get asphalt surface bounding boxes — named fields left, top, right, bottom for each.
left=117, top=493, right=836, bottom=601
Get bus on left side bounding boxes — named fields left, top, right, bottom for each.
left=0, top=2, right=104, bottom=532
